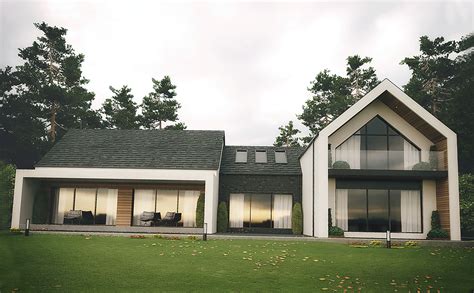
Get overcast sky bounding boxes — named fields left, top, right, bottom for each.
left=1, top=0, right=472, bottom=145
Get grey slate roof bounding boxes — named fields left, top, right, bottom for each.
left=220, top=145, right=303, bottom=175
left=36, top=129, right=225, bottom=170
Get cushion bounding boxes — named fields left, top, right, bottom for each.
left=140, top=211, right=155, bottom=221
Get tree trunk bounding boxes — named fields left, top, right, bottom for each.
left=159, top=120, right=162, bottom=130
left=50, top=101, right=57, bottom=142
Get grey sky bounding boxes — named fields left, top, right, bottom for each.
left=1, top=0, right=472, bottom=145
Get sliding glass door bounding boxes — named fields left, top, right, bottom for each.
left=229, top=193, right=292, bottom=229
left=52, top=187, right=118, bottom=225
left=132, top=189, right=201, bottom=227
left=336, top=186, right=421, bottom=233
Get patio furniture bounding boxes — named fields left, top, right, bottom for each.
left=64, top=210, right=82, bottom=225
left=140, top=211, right=156, bottom=226
left=81, top=211, right=94, bottom=225
left=158, top=212, right=182, bottom=227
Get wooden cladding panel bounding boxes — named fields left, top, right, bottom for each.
left=436, top=178, right=450, bottom=234
left=435, top=139, right=448, bottom=170
left=379, top=91, right=445, bottom=143
left=116, top=188, right=133, bottom=226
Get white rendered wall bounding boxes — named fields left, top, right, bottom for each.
left=328, top=179, right=336, bottom=224
left=300, top=143, right=314, bottom=236
left=11, top=167, right=220, bottom=233
left=313, top=136, right=329, bottom=238
left=11, top=177, right=39, bottom=229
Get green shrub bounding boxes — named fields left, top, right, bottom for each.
left=329, top=226, right=344, bottom=237
left=427, top=228, right=449, bottom=239
left=431, top=210, right=441, bottom=230
left=0, top=162, right=15, bottom=230
left=412, top=161, right=431, bottom=170
left=292, top=202, right=303, bottom=235
left=427, top=210, right=449, bottom=239
left=217, top=202, right=228, bottom=233
left=332, top=161, right=350, bottom=169
left=195, top=192, right=205, bottom=228
left=460, top=174, right=474, bottom=236
left=328, top=208, right=332, bottom=229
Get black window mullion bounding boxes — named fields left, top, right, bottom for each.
left=388, top=190, right=391, bottom=232
left=365, top=189, right=369, bottom=232
left=73, top=188, right=76, bottom=210
left=94, top=188, right=98, bottom=224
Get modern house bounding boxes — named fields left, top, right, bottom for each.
left=11, top=79, right=461, bottom=240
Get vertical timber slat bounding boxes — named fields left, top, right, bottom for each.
left=116, top=188, right=133, bottom=226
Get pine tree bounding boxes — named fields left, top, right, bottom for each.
left=274, top=121, right=301, bottom=147
left=141, top=76, right=182, bottom=129
left=102, top=86, right=140, bottom=129
left=298, top=56, right=378, bottom=136
left=14, top=22, right=100, bottom=142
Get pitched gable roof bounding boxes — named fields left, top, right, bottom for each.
left=220, top=145, right=303, bottom=175
left=36, top=129, right=225, bottom=170
left=301, top=79, right=456, bottom=157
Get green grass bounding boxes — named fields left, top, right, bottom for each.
left=0, top=232, right=473, bottom=292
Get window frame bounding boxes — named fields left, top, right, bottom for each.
left=335, top=115, right=421, bottom=170
left=235, top=149, right=248, bottom=163
left=274, top=150, right=288, bottom=164
left=337, top=181, right=423, bottom=233
left=255, top=150, right=268, bottom=163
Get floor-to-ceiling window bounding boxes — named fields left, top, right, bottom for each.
left=132, top=189, right=201, bottom=227
left=335, top=181, right=422, bottom=233
left=52, top=187, right=118, bottom=225
left=335, top=116, right=421, bottom=170
left=229, top=193, right=292, bottom=229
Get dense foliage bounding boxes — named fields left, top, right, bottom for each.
left=329, top=226, right=344, bottom=237
left=217, top=202, right=228, bottom=233
left=292, top=202, right=303, bottom=235
left=297, top=55, right=378, bottom=137
left=102, top=86, right=140, bottom=129
left=274, top=121, right=301, bottom=147
left=0, top=163, right=15, bottom=229
left=0, top=22, right=186, bottom=169
left=141, top=76, right=183, bottom=130
left=195, top=193, right=205, bottom=228
left=460, top=174, right=474, bottom=235
left=427, top=210, right=449, bottom=239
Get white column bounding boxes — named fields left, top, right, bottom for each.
left=447, top=137, right=461, bottom=240
left=11, top=172, right=38, bottom=229
left=314, top=136, right=329, bottom=238
left=204, top=171, right=219, bottom=233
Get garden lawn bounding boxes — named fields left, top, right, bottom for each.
left=0, top=232, right=473, bottom=292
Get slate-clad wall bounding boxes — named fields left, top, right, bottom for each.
left=219, top=174, right=302, bottom=204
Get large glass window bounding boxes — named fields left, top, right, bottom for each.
left=229, top=193, right=292, bottom=229
left=133, top=189, right=201, bottom=227
left=335, top=116, right=421, bottom=170
left=336, top=186, right=421, bottom=233
left=53, top=187, right=118, bottom=225
left=347, top=189, right=367, bottom=232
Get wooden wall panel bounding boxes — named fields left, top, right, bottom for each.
left=436, top=178, right=450, bottom=234
left=435, top=139, right=448, bottom=170
left=116, top=188, right=133, bottom=226
left=379, top=91, right=446, bottom=143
